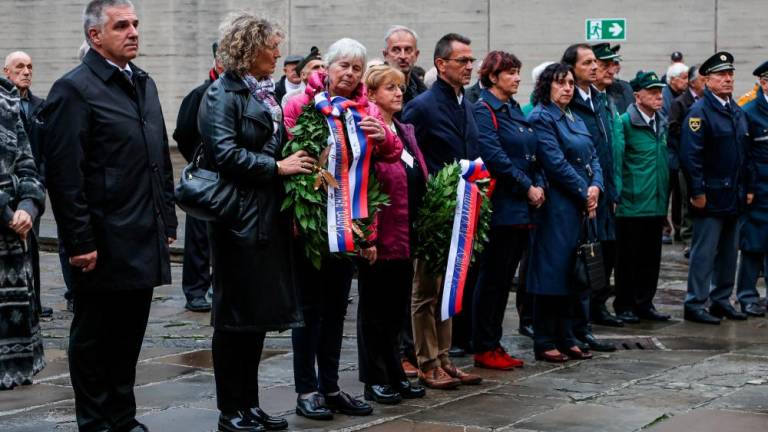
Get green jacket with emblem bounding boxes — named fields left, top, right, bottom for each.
left=615, top=103, right=669, bottom=217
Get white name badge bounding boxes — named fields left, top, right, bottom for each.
left=401, top=148, right=415, bottom=168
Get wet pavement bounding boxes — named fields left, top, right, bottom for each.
left=1, top=239, right=767, bottom=431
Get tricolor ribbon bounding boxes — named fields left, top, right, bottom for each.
left=441, top=158, right=492, bottom=321
left=314, top=92, right=373, bottom=253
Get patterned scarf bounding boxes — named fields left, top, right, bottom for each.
left=242, top=74, right=282, bottom=135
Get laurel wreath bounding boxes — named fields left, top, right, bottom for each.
left=413, top=163, right=492, bottom=276
left=281, top=103, right=389, bottom=269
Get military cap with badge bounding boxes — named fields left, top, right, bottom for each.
left=629, top=70, right=666, bottom=91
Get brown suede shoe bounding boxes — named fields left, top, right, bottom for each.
left=418, top=366, right=460, bottom=390
left=442, top=364, right=482, bottom=385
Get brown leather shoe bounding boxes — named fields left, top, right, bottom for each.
left=417, top=367, right=460, bottom=390
left=401, top=358, right=418, bottom=378
left=442, top=364, right=482, bottom=385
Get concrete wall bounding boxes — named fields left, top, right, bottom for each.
left=1, top=0, right=766, bottom=136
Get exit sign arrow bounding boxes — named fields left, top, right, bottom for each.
left=585, top=18, right=627, bottom=41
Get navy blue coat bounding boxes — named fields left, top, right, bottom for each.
left=740, top=88, right=768, bottom=252
left=526, top=103, right=603, bottom=296
left=680, top=89, right=749, bottom=217
left=473, top=89, right=544, bottom=225
left=402, top=77, right=479, bottom=174
left=569, top=87, right=616, bottom=241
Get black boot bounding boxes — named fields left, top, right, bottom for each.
left=245, top=407, right=287, bottom=430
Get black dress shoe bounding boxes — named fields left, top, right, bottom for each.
left=578, top=333, right=616, bottom=352
left=324, top=391, right=373, bottom=416
left=592, top=309, right=625, bottom=327
left=742, top=303, right=767, bottom=317
left=636, top=308, right=671, bottom=321
left=40, top=306, right=53, bottom=318
left=185, top=296, right=212, bottom=312
left=394, top=380, right=426, bottom=399
left=448, top=346, right=466, bottom=357
left=615, top=311, right=640, bottom=324
left=245, top=407, right=287, bottom=430
left=709, top=303, right=747, bottom=320
left=684, top=309, right=721, bottom=325
left=219, top=411, right=264, bottom=432
left=295, top=394, right=333, bottom=420
left=363, top=384, right=402, bottom=405
left=518, top=324, right=534, bottom=338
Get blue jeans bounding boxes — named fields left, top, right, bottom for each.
left=736, top=251, right=767, bottom=307
left=685, top=216, right=738, bottom=311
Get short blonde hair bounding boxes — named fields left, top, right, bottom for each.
left=217, top=11, right=284, bottom=76
left=364, top=64, right=405, bottom=92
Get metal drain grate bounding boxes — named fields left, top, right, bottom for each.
left=606, top=337, right=663, bottom=350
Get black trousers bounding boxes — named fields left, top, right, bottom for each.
left=182, top=215, right=211, bottom=301
left=291, top=256, right=354, bottom=394
left=30, top=218, right=42, bottom=313
left=516, top=249, right=533, bottom=328
left=212, top=329, right=266, bottom=412
left=589, top=240, right=616, bottom=313
left=357, top=259, right=412, bottom=385
left=614, top=216, right=665, bottom=313
left=450, top=264, right=478, bottom=351
left=69, top=288, right=153, bottom=432
left=472, top=226, right=528, bottom=353
left=533, top=294, right=578, bottom=352
left=669, top=169, right=683, bottom=234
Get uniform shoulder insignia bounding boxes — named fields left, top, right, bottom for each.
left=688, top=117, right=702, bottom=132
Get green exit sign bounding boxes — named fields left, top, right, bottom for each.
left=585, top=18, right=627, bottom=41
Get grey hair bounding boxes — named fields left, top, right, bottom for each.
left=78, top=41, right=91, bottom=61
left=4, top=51, right=30, bottom=68
left=324, top=38, right=367, bottom=70
left=83, top=0, right=134, bottom=47
left=667, top=62, right=689, bottom=79
left=384, top=25, right=419, bottom=46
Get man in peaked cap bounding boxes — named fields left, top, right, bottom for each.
left=734, top=60, right=768, bottom=317
left=613, top=71, right=672, bottom=323
left=607, top=44, right=634, bottom=114
left=680, top=51, right=751, bottom=324
left=275, top=52, right=304, bottom=103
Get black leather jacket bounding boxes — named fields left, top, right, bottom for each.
left=198, top=71, right=301, bottom=331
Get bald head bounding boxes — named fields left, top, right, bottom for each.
left=3, top=51, right=33, bottom=95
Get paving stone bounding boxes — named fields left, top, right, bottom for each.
left=592, top=383, right=726, bottom=412
left=362, top=419, right=490, bottom=431
left=407, top=393, right=560, bottom=428
left=516, top=403, right=665, bottom=432
left=48, top=362, right=199, bottom=387
left=644, top=408, right=768, bottom=431
left=138, top=406, right=218, bottom=432
left=135, top=373, right=216, bottom=410
left=705, top=385, right=768, bottom=413
left=0, top=383, right=73, bottom=412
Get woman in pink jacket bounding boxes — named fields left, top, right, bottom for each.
left=284, top=39, right=403, bottom=421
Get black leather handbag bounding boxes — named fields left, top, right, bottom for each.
left=572, top=216, right=606, bottom=296
left=174, top=146, right=239, bottom=222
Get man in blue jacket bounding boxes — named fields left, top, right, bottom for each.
left=735, top=60, right=768, bottom=318
left=681, top=52, right=749, bottom=324
left=402, top=33, right=482, bottom=389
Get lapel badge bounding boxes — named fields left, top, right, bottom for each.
left=688, top=117, right=702, bottom=132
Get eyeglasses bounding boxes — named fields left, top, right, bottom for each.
left=442, top=57, right=476, bottom=66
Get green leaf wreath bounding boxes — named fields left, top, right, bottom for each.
left=282, top=103, right=389, bottom=269
left=414, top=163, right=492, bottom=276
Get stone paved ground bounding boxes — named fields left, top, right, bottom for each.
left=1, top=242, right=767, bottom=431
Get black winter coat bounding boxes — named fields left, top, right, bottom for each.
left=19, top=91, right=45, bottom=175
left=173, top=78, right=213, bottom=162
left=43, top=50, right=177, bottom=292
left=198, top=71, right=302, bottom=332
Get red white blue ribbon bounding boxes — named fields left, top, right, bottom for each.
left=441, top=158, right=491, bottom=321
left=314, top=92, right=373, bottom=252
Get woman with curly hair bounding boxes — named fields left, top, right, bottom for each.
left=198, top=11, right=314, bottom=432
left=283, top=38, right=402, bottom=420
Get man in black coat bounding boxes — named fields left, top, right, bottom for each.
left=274, top=54, right=303, bottom=105
left=43, top=2, right=177, bottom=431
left=3, top=50, right=52, bottom=318
left=172, top=44, right=222, bottom=312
